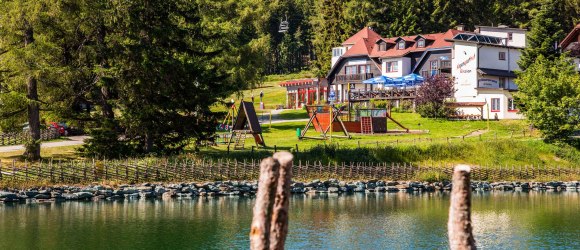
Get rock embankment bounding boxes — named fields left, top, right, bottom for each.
left=1, top=180, right=578, bottom=203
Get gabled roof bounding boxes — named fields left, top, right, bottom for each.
left=343, top=38, right=375, bottom=57
left=342, top=27, right=382, bottom=46
left=560, top=23, right=580, bottom=49
left=371, top=29, right=460, bottom=58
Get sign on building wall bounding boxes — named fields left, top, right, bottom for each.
left=456, top=54, right=476, bottom=73
left=478, top=78, right=498, bottom=87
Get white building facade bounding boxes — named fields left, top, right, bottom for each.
left=450, top=26, right=526, bottom=119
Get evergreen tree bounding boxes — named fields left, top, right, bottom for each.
left=518, top=0, right=567, bottom=70
left=0, top=0, right=63, bottom=160
left=311, top=0, right=347, bottom=77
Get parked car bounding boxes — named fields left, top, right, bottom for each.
left=49, top=122, right=68, bottom=136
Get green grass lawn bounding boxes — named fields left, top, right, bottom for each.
left=205, top=112, right=580, bottom=167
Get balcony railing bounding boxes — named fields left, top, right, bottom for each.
left=334, top=73, right=374, bottom=82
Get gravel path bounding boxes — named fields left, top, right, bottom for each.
left=0, top=136, right=89, bottom=153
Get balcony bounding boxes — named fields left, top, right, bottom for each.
left=334, top=73, right=374, bottom=83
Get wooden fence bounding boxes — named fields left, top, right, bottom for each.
left=0, top=158, right=578, bottom=184
left=0, top=129, right=60, bottom=146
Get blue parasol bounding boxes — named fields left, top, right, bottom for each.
left=363, top=75, right=394, bottom=85
left=402, top=73, right=425, bottom=86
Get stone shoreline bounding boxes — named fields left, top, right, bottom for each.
left=1, top=180, right=579, bottom=203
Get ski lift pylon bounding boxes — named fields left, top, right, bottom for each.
left=278, top=15, right=289, bottom=33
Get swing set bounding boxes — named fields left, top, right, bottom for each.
left=299, top=105, right=352, bottom=140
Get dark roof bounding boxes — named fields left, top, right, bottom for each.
left=560, top=23, right=580, bottom=49
left=477, top=68, right=516, bottom=78
left=451, top=33, right=504, bottom=45
left=446, top=102, right=486, bottom=107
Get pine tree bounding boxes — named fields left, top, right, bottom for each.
left=518, top=0, right=567, bottom=70
left=311, top=0, right=347, bottom=77
left=0, top=0, right=63, bottom=160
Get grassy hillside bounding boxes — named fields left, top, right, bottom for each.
left=212, top=71, right=314, bottom=113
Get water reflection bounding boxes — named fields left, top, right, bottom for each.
left=0, top=191, right=578, bottom=249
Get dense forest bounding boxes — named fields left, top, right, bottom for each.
left=0, top=0, right=579, bottom=158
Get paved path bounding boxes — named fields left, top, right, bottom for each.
left=0, top=136, right=89, bottom=153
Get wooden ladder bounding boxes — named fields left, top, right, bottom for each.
left=234, top=130, right=247, bottom=149
left=361, top=117, right=373, bottom=134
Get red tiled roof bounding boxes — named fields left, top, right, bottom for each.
left=370, top=29, right=461, bottom=58
left=342, top=27, right=382, bottom=45
left=560, top=23, right=580, bottom=49
left=279, top=78, right=314, bottom=87
left=343, top=38, right=375, bottom=57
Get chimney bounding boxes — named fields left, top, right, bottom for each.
left=456, top=25, right=465, bottom=31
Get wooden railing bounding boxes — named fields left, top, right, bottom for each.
left=0, top=129, right=60, bottom=146
left=349, top=88, right=417, bottom=101
left=1, top=158, right=577, bottom=184
left=334, top=73, right=374, bottom=82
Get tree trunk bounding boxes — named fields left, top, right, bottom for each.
left=97, top=24, right=115, bottom=121
left=24, top=25, right=41, bottom=161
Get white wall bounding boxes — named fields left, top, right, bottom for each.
left=477, top=90, right=523, bottom=119
left=331, top=47, right=346, bottom=68
left=478, top=28, right=526, bottom=48
left=347, top=58, right=370, bottom=65
left=452, top=42, right=479, bottom=101
left=381, top=57, right=411, bottom=77
left=478, top=46, right=521, bottom=71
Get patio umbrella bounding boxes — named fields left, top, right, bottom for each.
left=362, top=75, right=387, bottom=84
left=402, top=73, right=425, bottom=86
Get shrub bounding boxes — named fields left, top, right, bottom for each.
left=416, top=75, right=455, bottom=118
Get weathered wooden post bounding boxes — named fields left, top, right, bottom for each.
left=448, top=165, right=476, bottom=250
left=250, top=156, right=280, bottom=250
left=250, top=152, right=294, bottom=250
left=269, top=152, right=293, bottom=249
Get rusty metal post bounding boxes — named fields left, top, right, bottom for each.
left=448, top=165, right=476, bottom=250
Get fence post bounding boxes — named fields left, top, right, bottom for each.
left=269, top=152, right=294, bottom=249
left=249, top=156, right=280, bottom=250
left=448, top=165, right=476, bottom=249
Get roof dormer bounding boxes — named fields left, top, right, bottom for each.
left=417, top=38, right=425, bottom=48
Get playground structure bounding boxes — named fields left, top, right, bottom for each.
left=218, top=102, right=238, bottom=132
left=220, top=101, right=265, bottom=150
left=299, top=105, right=351, bottom=140
left=356, top=108, right=409, bottom=134
left=299, top=105, right=409, bottom=139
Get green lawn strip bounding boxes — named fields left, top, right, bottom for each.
left=205, top=113, right=580, bottom=167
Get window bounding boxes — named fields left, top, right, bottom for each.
left=508, top=32, right=513, bottom=41
left=421, top=70, right=429, bottom=78
left=430, top=61, right=439, bottom=76
left=332, top=48, right=343, bottom=57
left=398, top=41, right=405, bottom=50
left=499, top=77, right=506, bottom=89
left=359, top=65, right=371, bottom=74
left=386, top=62, right=398, bottom=72
left=345, top=66, right=357, bottom=75
left=379, top=42, right=387, bottom=51
left=417, top=39, right=425, bottom=48
left=508, top=98, right=517, bottom=111
left=491, top=98, right=501, bottom=112
left=499, top=52, right=506, bottom=60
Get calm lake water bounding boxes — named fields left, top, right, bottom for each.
left=1, top=191, right=579, bottom=249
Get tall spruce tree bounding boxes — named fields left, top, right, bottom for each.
left=518, top=0, right=567, bottom=70
left=0, top=0, right=64, bottom=160
left=311, top=0, right=347, bottom=77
